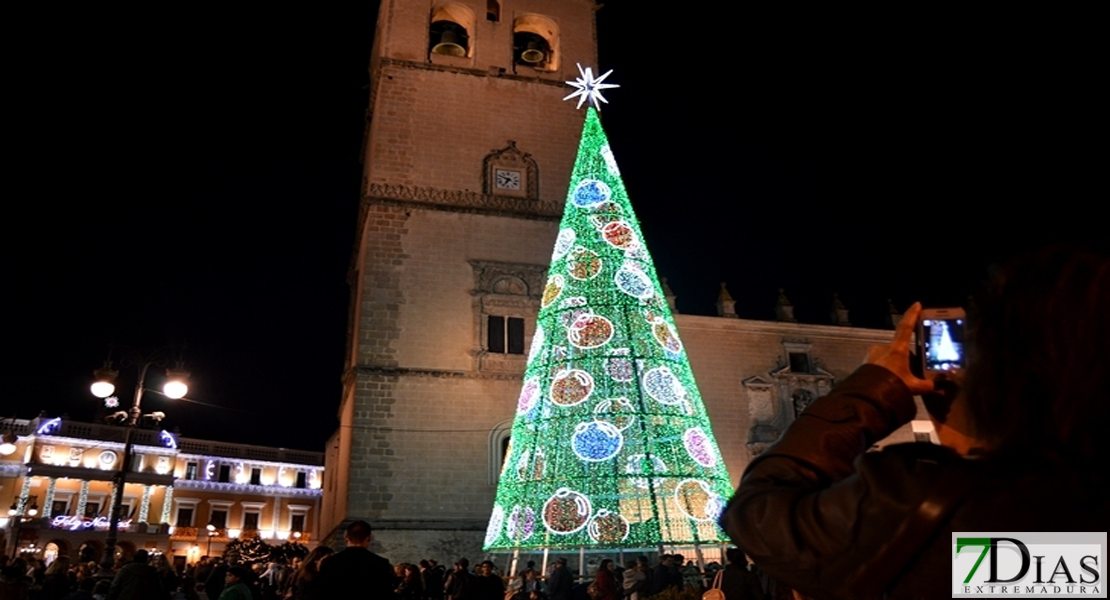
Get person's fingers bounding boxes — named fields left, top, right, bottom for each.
left=892, top=302, right=921, bottom=350
left=906, top=376, right=935, bottom=395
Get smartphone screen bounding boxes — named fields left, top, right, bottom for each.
left=920, top=317, right=966, bottom=372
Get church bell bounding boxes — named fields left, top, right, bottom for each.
left=520, top=39, right=546, bottom=63
left=431, top=21, right=468, bottom=57
left=514, top=32, right=550, bottom=65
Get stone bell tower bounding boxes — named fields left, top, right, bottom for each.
left=321, top=0, right=599, bottom=560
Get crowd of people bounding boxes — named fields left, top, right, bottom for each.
left=274, top=520, right=774, bottom=600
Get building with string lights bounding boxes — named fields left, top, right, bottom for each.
left=0, top=414, right=323, bottom=569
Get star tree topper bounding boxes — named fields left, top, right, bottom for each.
left=564, top=63, right=619, bottom=110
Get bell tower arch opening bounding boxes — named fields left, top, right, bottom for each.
left=429, top=3, right=475, bottom=58
left=513, top=14, right=559, bottom=72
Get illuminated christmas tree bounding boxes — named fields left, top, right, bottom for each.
left=483, top=67, right=732, bottom=552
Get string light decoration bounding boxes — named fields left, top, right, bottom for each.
left=484, top=104, right=733, bottom=551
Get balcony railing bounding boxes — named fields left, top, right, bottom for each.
left=170, top=526, right=198, bottom=539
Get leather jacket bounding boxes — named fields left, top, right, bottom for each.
left=720, top=364, right=1107, bottom=600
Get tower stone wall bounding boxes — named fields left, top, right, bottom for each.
left=323, top=0, right=600, bottom=559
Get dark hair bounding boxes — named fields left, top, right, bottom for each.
left=132, top=550, right=150, bottom=565
left=228, top=566, right=250, bottom=579
left=345, top=520, right=373, bottom=543
left=296, top=546, right=334, bottom=584
left=965, top=246, right=1109, bottom=464
left=457, top=558, right=469, bottom=569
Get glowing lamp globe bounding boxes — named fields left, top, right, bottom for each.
left=91, top=381, right=116, bottom=399
left=163, top=380, right=188, bottom=399
left=0, top=432, right=17, bottom=456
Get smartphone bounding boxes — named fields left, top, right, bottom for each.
left=917, top=307, right=967, bottom=375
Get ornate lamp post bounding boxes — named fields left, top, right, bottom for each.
left=90, top=348, right=190, bottom=572
left=206, top=523, right=217, bottom=556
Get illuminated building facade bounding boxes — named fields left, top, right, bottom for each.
left=1, top=415, right=323, bottom=569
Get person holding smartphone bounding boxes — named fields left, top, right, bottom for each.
left=719, top=247, right=1108, bottom=600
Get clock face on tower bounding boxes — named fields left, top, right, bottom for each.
left=495, top=168, right=522, bottom=191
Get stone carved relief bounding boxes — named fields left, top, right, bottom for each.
left=366, top=183, right=560, bottom=218
left=469, top=260, right=547, bottom=299
left=482, top=140, right=540, bottom=199
left=469, top=260, right=546, bottom=374
left=743, top=376, right=778, bottom=457
left=744, top=351, right=836, bottom=457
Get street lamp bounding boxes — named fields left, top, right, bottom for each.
left=0, top=431, right=16, bottom=456
left=92, top=347, right=190, bottom=574
left=207, top=523, right=217, bottom=556
left=90, top=363, right=118, bottom=399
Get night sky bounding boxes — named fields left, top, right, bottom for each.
left=7, top=5, right=1102, bottom=450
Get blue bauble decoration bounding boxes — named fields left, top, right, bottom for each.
left=571, top=421, right=623, bottom=462
left=572, top=179, right=611, bottom=208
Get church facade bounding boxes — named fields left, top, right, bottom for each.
left=320, top=0, right=932, bottom=562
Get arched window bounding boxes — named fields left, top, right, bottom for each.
left=488, top=420, right=513, bottom=484
left=430, top=4, right=475, bottom=58
left=487, top=0, right=500, bottom=22
left=513, top=15, right=559, bottom=71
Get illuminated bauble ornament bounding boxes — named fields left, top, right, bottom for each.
left=572, top=179, right=611, bottom=208
left=485, top=505, right=505, bottom=546
left=674, top=479, right=724, bottom=523
left=601, top=144, right=620, bottom=176
left=601, top=220, right=637, bottom=250
left=551, top=369, right=595, bottom=407
left=588, top=201, right=623, bottom=230
left=642, top=366, right=687, bottom=406
left=552, top=228, right=576, bottom=261
left=506, top=506, right=536, bottom=542
left=543, top=488, right=592, bottom=534
left=625, top=454, right=667, bottom=490
left=517, top=378, right=541, bottom=414
left=567, top=246, right=603, bottom=281
left=571, top=421, right=623, bottom=462
left=594, top=397, right=636, bottom=431
left=568, top=312, right=614, bottom=349
left=652, top=321, right=683, bottom=353
left=606, top=349, right=635, bottom=382
left=531, top=446, right=547, bottom=480
left=683, top=427, right=717, bottom=467
left=587, top=509, right=630, bottom=544
left=615, top=261, right=654, bottom=300
left=526, top=325, right=545, bottom=365
left=515, top=450, right=531, bottom=481
left=104, top=396, right=120, bottom=408
left=542, top=275, right=565, bottom=308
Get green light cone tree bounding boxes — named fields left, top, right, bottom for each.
left=483, top=106, right=732, bottom=551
